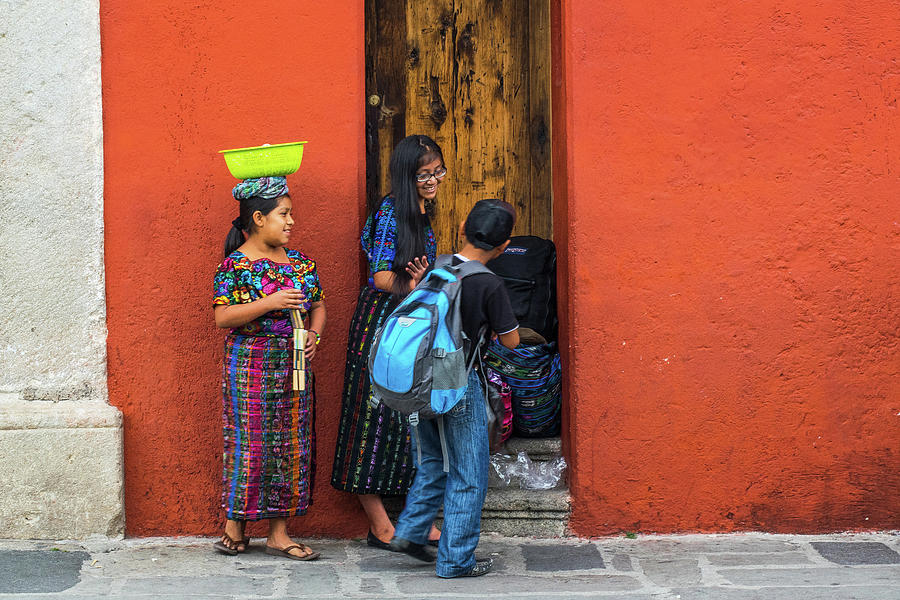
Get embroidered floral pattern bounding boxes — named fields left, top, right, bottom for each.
left=361, top=196, right=437, bottom=287
left=213, top=248, right=323, bottom=336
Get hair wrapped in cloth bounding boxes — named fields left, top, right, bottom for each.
left=232, top=176, right=289, bottom=201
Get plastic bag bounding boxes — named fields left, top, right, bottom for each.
left=489, top=453, right=522, bottom=488
left=489, top=451, right=567, bottom=490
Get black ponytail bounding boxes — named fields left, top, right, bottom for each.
left=223, top=221, right=245, bottom=257
left=223, top=194, right=285, bottom=257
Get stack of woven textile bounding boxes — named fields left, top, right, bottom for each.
left=483, top=338, right=562, bottom=438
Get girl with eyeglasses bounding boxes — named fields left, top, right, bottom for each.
left=331, top=134, right=446, bottom=548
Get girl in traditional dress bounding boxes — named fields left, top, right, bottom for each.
left=213, top=176, right=325, bottom=561
left=331, top=135, right=445, bottom=548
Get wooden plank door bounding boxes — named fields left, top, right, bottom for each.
left=365, top=0, right=552, bottom=254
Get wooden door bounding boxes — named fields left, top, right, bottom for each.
left=365, top=0, right=552, bottom=254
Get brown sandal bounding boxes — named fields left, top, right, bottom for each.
left=265, top=543, right=321, bottom=561
left=213, top=533, right=247, bottom=556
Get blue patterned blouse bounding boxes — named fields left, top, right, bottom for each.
left=361, top=196, right=437, bottom=289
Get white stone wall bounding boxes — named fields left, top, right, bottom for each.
left=0, top=0, right=107, bottom=402
left=0, top=0, right=123, bottom=538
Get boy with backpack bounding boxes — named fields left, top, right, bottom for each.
left=384, top=199, right=520, bottom=578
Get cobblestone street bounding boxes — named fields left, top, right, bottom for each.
left=1, top=532, right=898, bottom=599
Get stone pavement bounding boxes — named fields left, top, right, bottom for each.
left=0, top=532, right=898, bottom=599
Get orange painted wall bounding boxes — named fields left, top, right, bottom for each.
left=101, top=2, right=370, bottom=536
left=102, top=0, right=900, bottom=537
left=560, top=1, right=900, bottom=534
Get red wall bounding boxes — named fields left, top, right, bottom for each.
left=101, top=1, right=369, bottom=536
left=103, top=1, right=900, bottom=537
left=561, top=1, right=900, bottom=534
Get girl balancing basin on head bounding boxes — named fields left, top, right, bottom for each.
left=212, top=167, right=325, bottom=561
left=330, top=134, right=446, bottom=549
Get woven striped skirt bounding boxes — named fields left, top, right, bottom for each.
left=221, top=334, right=315, bottom=520
left=330, top=286, right=414, bottom=495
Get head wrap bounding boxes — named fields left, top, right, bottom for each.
left=232, top=176, right=289, bottom=201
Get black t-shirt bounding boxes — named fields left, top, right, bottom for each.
left=449, top=255, right=519, bottom=351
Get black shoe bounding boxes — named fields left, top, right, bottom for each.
left=426, top=538, right=439, bottom=547
left=366, top=530, right=394, bottom=551
left=389, top=537, right=436, bottom=563
left=457, top=558, right=493, bottom=577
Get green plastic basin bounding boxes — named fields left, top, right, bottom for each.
left=220, top=141, right=307, bottom=179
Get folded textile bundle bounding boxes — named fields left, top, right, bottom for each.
left=290, top=309, right=307, bottom=392
left=483, top=340, right=561, bottom=438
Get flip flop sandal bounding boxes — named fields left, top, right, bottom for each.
left=265, top=544, right=321, bottom=561
left=213, top=533, right=246, bottom=556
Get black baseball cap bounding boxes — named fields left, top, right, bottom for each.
left=464, top=199, right=516, bottom=250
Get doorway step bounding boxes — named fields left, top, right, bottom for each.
left=480, top=436, right=570, bottom=537
left=383, top=436, right=570, bottom=537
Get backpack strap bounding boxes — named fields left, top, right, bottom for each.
left=452, top=258, right=493, bottom=278
left=432, top=254, right=493, bottom=278
left=434, top=254, right=454, bottom=269
left=432, top=255, right=494, bottom=371
left=409, top=412, right=423, bottom=466
left=454, top=260, right=493, bottom=367
left=465, top=323, right=489, bottom=372
left=411, top=412, right=451, bottom=473
left=437, top=416, right=450, bottom=473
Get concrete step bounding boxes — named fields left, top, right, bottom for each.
left=385, top=485, right=572, bottom=538
left=385, top=436, right=571, bottom=538
left=498, top=436, right=562, bottom=461
left=480, top=486, right=571, bottom=537
left=488, top=436, right=566, bottom=489
left=485, top=437, right=570, bottom=536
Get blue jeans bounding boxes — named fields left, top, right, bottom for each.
left=394, top=369, right=490, bottom=577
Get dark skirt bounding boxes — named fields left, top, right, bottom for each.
left=221, top=334, right=316, bottom=520
left=330, top=286, right=415, bottom=495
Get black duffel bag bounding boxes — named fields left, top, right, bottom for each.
left=486, top=236, right=557, bottom=342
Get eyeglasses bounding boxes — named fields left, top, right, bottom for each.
left=415, top=166, right=448, bottom=183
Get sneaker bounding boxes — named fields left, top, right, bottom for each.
left=389, top=537, right=436, bottom=563
left=456, top=558, right=493, bottom=577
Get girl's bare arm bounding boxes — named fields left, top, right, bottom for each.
left=304, top=300, right=326, bottom=360
left=372, top=256, right=429, bottom=293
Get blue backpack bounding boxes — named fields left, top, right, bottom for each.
left=368, top=255, right=491, bottom=469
